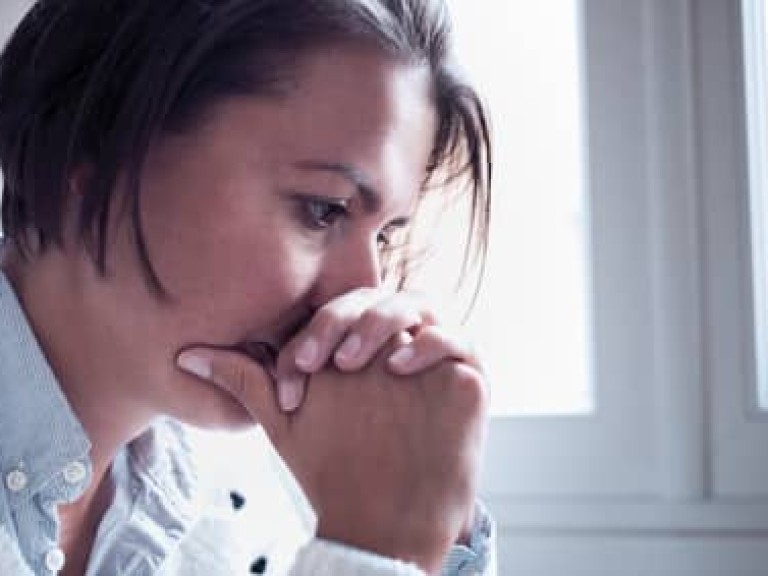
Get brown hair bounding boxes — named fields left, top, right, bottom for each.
left=0, top=0, right=491, bottom=296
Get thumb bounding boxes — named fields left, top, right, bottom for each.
left=177, top=347, right=286, bottom=440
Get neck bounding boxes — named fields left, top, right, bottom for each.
left=58, top=460, right=116, bottom=576
left=2, top=245, right=160, bottom=576
left=1, top=247, right=159, bottom=490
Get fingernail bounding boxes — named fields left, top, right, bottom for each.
left=336, top=333, right=362, bottom=363
left=295, top=338, right=318, bottom=371
left=278, top=376, right=304, bottom=412
left=177, top=352, right=212, bottom=380
left=388, top=346, right=415, bottom=369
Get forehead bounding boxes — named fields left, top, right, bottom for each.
left=293, top=47, right=433, bottom=155
left=172, top=45, right=437, bottom=187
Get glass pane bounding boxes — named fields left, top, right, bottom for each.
left=743, top=0, right=768, bottom=411
left=417, top=1, right=593, bottom=415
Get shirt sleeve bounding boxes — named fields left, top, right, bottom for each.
left=289, top=539, right=425, bottom=576
left=288, top=501, right=497, bottom=576
left=441, top=501, right=497, bottom=576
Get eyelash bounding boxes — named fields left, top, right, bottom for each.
left=299, top=197, right=350, bottom=230
left=296, top=196, right=399, bottom=249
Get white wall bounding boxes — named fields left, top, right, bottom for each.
left=0, top=0, right=29, bottom=48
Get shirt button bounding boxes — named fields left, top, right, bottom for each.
left=6, top=469, right=28, bottom=492
left=62, top=461, right=87, bottom=485
left=45, top=548, right=66, bottom=572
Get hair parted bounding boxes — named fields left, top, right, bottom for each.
left=0, top=0, right=491, bottom=296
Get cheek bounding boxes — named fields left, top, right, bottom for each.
left=135, top=168, right=321, bottom=338
left=152, top=221, right=321, bottom=338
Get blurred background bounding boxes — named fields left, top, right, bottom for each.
left=2, top=1, right=768, bottom=574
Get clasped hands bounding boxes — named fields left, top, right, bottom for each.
left=178, top=288, right=488, bottom=575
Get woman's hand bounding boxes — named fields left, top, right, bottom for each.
left=274, top=287, right=481, bottom=412
left=177, top=336, right=487, bottom=575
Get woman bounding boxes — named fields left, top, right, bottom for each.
left=0, top=0, right=494, bottom=574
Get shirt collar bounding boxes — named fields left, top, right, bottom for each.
left=0, top=271, right=91, bottom=497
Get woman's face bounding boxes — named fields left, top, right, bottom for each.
left=98, top=45, right=437, bottom=428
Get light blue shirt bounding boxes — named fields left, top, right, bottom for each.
left=0, top=271, right=94, bottom=574
left=0, top=271, right=492, bottom=575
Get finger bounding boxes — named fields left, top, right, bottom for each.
left=291, top=289, right=438, bottom=372
left=386, top=325, right=482, bottom=376
left=275, top=372, right=309, bottom=413
left=288, top=288, right=384, bottom=373
left=274, top=289, right=438, bottom=410
left=333, top=293, right=435, bottom=372
left=177, top=348, right=287, bottom=441
left=271, top=290, right=379, bottom=412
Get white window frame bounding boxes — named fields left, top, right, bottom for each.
left=702, top=0, right=768, bottom=497
left=743, top=0, right=768, bottom=413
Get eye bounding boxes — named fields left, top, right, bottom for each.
left=298, top=197, right=350, bottom=230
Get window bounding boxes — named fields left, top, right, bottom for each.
left=432, top=1, right=593, bottom=417
left=473, top=1, right=768, bottom=571
left=743, top=0, right=768, bottom=411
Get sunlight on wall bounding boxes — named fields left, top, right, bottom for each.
left=417, top=1, right=593, bottom=416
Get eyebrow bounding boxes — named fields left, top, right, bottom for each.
left=293, top=160, right=381, bottom=213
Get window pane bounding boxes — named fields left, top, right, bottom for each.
left=743, top=0, right=768, bottom=411
left=421, top=1, right=593, bottom=415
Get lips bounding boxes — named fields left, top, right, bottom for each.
left=236, top=340, right=279, bottom=381
left=232, top=310, right=311, bottom=383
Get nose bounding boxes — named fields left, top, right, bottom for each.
left=310, top=237, right=383, bottom=306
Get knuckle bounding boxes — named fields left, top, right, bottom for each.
left=357, top=307, right=401, bottom=335
left=416, top=325, right=450, bottom=353
left=420, top=323, right=445, bottom=342
left=309, top=306, right=338, bottom=333
left=419, top=306, right=439, bottom=327
left=313, top=303, right=362, bottom=337
left=356, top=307, right=382, bottom=328
left=447, top=362, right=488, bottom=415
